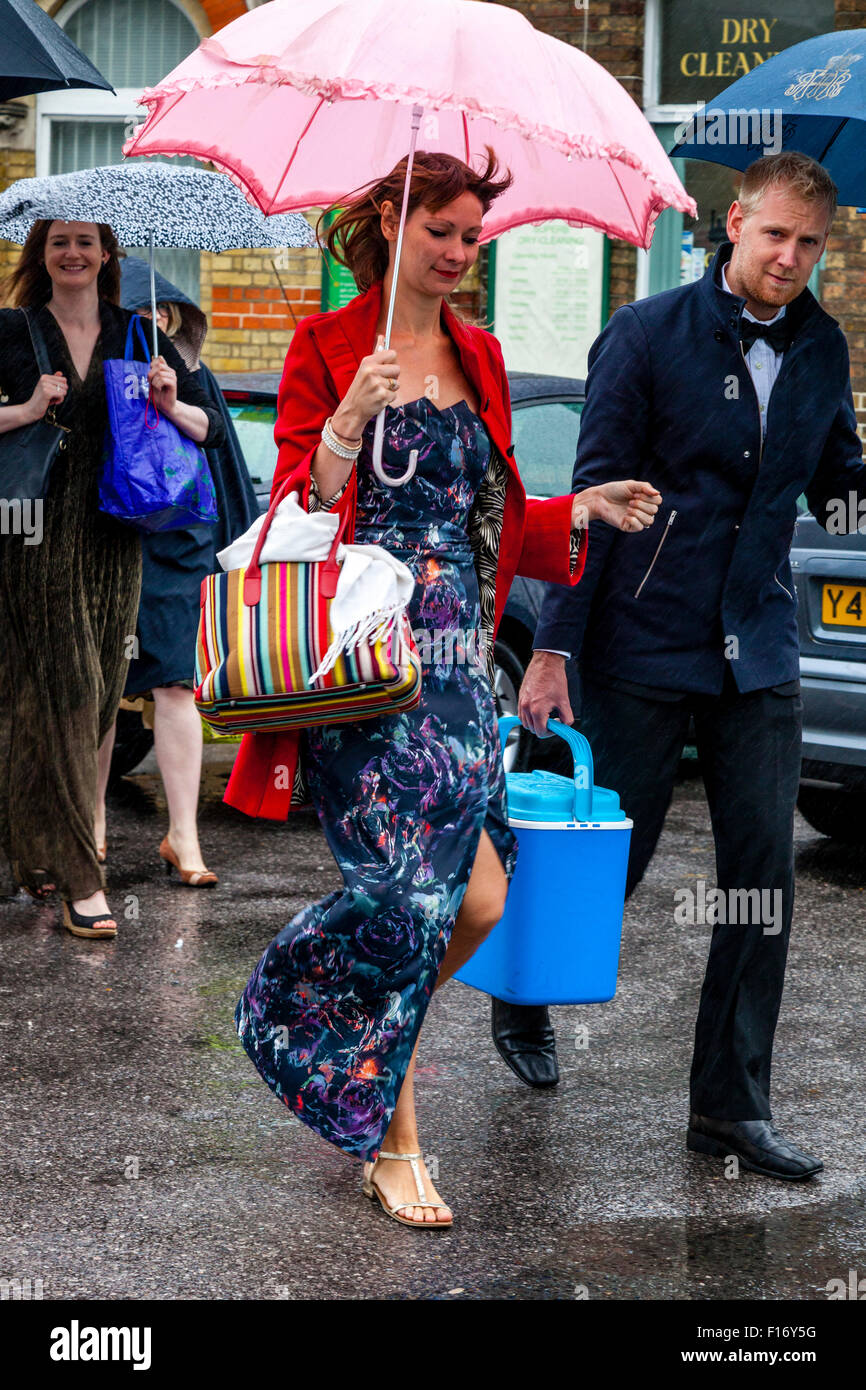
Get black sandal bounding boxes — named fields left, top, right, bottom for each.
left=61, top=901, right=117, bottom=939
left=16, top=867, right=56, bottom=900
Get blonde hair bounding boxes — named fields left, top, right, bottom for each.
left=738, top=152, right=837, bottom=231
left=156, top=301, right=183, bottom=338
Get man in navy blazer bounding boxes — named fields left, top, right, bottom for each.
left=498, top=152, right=866, bottom=1180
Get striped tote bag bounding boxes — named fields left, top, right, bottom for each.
left=194, top=492, right=422, bottom=734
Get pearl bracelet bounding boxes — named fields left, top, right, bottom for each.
left=322, top=416, right=362, bottom=459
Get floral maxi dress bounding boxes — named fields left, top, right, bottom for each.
left=235, top=397, right=518, bottom=1161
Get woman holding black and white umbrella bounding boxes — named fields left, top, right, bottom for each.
left=0, top=220, right=223, bottom=937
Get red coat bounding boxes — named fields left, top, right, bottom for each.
left=224, top=280, right=586, bottom=819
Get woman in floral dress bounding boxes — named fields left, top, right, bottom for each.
left=229, top=151, right=661, bottom=1227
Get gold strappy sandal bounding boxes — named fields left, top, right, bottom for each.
left=362, top=1150, right=453, bottom=1229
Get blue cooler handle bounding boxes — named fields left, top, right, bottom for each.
left=497, top=716, right=594, bottom=820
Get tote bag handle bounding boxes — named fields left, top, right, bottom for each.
left=124, top=313, right=153, bottom=361
left=242, top=476, right=348, bottom=607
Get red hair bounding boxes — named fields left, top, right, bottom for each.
left=321, top=148, right=512, bottom=293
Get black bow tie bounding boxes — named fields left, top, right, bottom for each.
left=740, top=316, right=790, bottom=355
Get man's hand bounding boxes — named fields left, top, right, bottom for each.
left=518, top=650, right=573, bottom=737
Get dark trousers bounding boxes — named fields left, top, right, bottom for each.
left=578, top=670, right=803, bottom=1119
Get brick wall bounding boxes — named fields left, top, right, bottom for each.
left=0, top=145, right=36, bottom=283
left=829, top=1, right=866, bottom=439
left=201, top=239, right=322, bottom=373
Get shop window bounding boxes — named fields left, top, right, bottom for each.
left=643, top=0, right=835, bottom=298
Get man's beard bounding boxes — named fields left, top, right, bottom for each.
left=741, top=261, right=800, bottom=310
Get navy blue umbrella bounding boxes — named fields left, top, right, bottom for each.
left=670, top=29, right=866, bottom=205
left=1, top=0, right=113, bottom=101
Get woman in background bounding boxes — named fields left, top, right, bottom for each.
left=0, top=224, right=222, bottom=937
left=97, top=259, right=257, bottom=886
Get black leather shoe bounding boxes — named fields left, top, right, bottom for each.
left=687, top=1113, right=823, bottom=1181
left=491, top=998, right=559, bottom=1088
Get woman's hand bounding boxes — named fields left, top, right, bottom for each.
left=148, top=356, right=178, bottom=414
left=573, top=481, right=662, bottom=533
left=26, top=372, right=68, bottom=421
left=331, top=335, right=400, bottom=441
left=146, top=356, right=209, bottom=442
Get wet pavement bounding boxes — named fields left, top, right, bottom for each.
left=1, top=747, right=865, bottom=1301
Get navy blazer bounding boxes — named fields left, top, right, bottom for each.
left=534, top=242, right=866, bottom=694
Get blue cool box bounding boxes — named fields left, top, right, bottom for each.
left=455, top=718, right=632, bottom=1005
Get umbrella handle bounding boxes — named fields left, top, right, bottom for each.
left=371, top=104, right=424, bottom=489
left=371, top=411, right=418, bottom=487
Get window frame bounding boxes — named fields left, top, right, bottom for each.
left=35, top=0, right=208, bottom=178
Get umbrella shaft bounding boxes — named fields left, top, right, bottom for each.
left=372, top=104, right=424, bottom=489
left=149, top=232, right=158, bottom=358
left=382, top=104, right=424, bottom=350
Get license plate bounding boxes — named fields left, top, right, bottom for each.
left=822, top=582, right=866, bottom=628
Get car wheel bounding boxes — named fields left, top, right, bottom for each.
left=109, top=708, right=155, bottom=784
left=493, top=638, right=533, bottom=773
left=797, top=785, right=866, bottom=844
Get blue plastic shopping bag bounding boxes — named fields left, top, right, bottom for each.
left=99, top=314, right=217, bottom=533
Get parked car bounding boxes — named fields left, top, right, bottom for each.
left=221, top=370, right=586, bottom=770
left=791, top=500, right=866, bottom=843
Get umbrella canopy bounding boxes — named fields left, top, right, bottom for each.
left=670, top=29, right=866, bottom=206
left=0, top=163, right=316, bottom=252
left=0, top=162, right=315, bottom=355
left=1, top=0, right=113, bottom=101
left=125, top=0, right=694, bottom=486
left=123, top=0, right=694, bottom=248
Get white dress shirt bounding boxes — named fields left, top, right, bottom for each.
left=536, top=266, right=788, bottom=661
left=721, top=261, right=786, bottom=437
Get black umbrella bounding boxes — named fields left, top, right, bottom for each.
left=1, top=0, right=114, bottom=101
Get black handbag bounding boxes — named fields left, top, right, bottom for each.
left=0, top=308, right=70, bottom=502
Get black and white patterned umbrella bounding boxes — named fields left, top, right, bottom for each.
left=0, top=163, right=316, bottom=352
left=0, top=162, right=316, bottom=252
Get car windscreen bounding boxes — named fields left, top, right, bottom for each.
left=227, top=402, right=278, bottom=491
left=510, top=399, right=583, bottom=496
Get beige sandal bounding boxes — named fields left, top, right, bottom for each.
left=362, top=1150, right=453, bottom=1229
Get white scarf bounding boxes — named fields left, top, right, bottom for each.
left=216, top=490, right=415, bottom=684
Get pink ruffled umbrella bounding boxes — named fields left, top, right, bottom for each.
left=125, top=0, right=695, bottom=482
